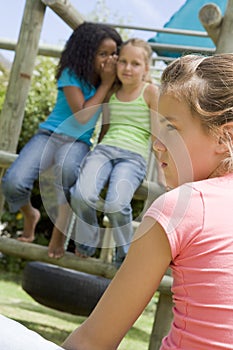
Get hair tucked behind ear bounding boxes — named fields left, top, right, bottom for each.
left=161, top=53, right=233, bottom=172
left=161, top=54, right=233, bottom=126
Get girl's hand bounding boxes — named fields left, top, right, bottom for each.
left=100, top=55, right=118, bottom=87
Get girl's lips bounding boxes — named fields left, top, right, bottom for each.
left=161, top=162, right=167, bottom=168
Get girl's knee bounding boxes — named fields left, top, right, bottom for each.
left=70, top=185, right=88, bottom=212
left=70, top=183, right=82, bottom=202
left=71, top=184, right=98, bottom=212
left=105, top=202, right=131, bottom=216
left=1, top=174, right=23, bottom=197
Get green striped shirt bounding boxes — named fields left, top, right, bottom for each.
left=100, top=83, right=151, bottom=161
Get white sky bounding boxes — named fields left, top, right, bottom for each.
left=0, top=0, right=186, bottom=61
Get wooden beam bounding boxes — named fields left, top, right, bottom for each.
left=198, top=3, right=223, bottom=46
left=0, top=236, right=173, bottom=294
left=0, top=236, right=117, bottom=279
left=0, top=0, right=46, bottom=153
left=0, top=150, right=17, bottom=168
left=0, top=150, right=164, bottom=202
left=41, top=0, right=84, bottom=30
left=216, top=0, right=233, bottom=53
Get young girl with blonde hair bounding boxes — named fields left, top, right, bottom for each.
left=70, top=38, right=159, bottom=265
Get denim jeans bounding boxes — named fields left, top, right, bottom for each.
left=70, top=144, right=147, bottom=261
left=2, top=129, right=89, bottom=213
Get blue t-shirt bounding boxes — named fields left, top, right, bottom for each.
left=39, top=68, right=101, bottom=145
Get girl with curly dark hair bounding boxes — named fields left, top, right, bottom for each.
left=2, top=22, right=122, bottom=258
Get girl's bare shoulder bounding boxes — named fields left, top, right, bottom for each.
left=144, top=82, right=160, bottom=107
left=146, top=82, right=160, bottom=95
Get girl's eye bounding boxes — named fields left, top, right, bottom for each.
left=166, top=123, right=176, bottom=131
left=98, top=52, right=107, bottom=58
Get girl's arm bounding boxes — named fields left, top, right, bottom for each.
left=62, top=217, right=172, bottom=350
left=98, top=79, right=121, bottom=142
left=97, top=102, right=110, bottom=142
left=64, top=56, right=118, bottom=125
left=144, top=83, right=160, bottom=114
left=143, top=83, right=160, bottom=138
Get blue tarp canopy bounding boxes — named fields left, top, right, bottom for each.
left=149, top=0, right=227, bottom=58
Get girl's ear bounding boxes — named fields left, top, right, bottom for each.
left=216, top=123, right=233, bottom=154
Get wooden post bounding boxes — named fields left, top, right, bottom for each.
left=198, top=3, right=223, bottom=45
left=148, top=276, right=173, bottom=350
left=215, top=0, right=233, bottom=53
left=199, top=0, right=233, bottom=53
left=0, top=0, right=46, bottom=215
left=41, top=0, right=84, bottom=29
left=0, top=0, right=46, bottom=153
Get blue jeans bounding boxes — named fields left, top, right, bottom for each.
left=2, top=129, right=89, bottom=213
left=70, top=144, right=147, bottom=262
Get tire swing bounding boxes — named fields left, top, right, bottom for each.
left=22, top=261, right=111, bottom=316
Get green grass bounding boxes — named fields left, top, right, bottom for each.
left=0, top=267, right=157, bottom=349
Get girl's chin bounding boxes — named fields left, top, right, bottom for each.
left=160, top=172, right=178, bottom=190
left=164, top=174, right=179, bottom=190
left=164, top=177, right=176, bottom=191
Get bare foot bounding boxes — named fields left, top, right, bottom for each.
left=75, top=249, right=88, bottom=259
left=17, top=235, right=35, bottom=243
left=17, top=208, right=40, bottom=243
left=48, top=228, right=66, bottom=259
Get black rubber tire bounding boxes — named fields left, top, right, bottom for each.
left=22, top=261, right=111, bottom=316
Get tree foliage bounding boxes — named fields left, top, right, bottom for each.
left=0, top=63, right=9, bottom=111
left=18, top=56, right=57, bottom=151
left=0, top=57, right=57, bottom=152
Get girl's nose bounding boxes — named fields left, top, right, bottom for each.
left=124, top=63, right=131, bottom=70
left=153, top=138, right=166, bottom=152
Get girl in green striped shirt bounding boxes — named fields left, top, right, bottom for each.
left=71, top=38, right=159, bottom=265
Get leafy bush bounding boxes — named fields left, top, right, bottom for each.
left=18, top=56, right=57, bottom=151
left=0, top=63, right=9, bottom=110
left=0, top=57, right=57, bottom=151
left=0, top=56, right=57, bottom=237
